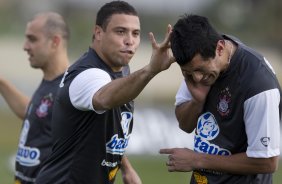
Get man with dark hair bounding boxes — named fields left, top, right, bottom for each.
left=0, top=12, right=70, bottom=183
left=160, top=14, right=281, bottom=184
left=36, top=1, right=173, bottom=184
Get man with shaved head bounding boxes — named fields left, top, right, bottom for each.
left=0, top=12, right=70, bottom=183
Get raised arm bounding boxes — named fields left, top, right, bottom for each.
left=93, top=25, right=174, bottom=110
left=0, top=77, right=30, bottom=119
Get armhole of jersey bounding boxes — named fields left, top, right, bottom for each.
left=244, top=88, right=280, bottom=158
left=175, top=80, right=192, bottom=106
left=69, top=68, right=111, bottom=114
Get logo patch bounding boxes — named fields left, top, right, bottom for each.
left=101, top=159, right=118, bottom=167
left=260, top=137, right=270, bottom=147
left=16, top=146, right=40, bottom=166
left=17, top=120, right=41, bottom=166
left=197, top=112, right=219, bottom=140
left=106, top=112, right=132, bottom=155
left=19, top=120, right=30, bottom=146
left=121, top=112, right=132, bottom=136
left=217, top=87, right=231, bottom=116
left=36, top=93, right=53, bottom=118
left=194, top=171, right=208, bottom=184
left=194, top=112, right=231, bottom=156
left=108, top=167, right=119, bottom=181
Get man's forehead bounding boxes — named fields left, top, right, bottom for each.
left=25, top=20, right=45, bottom=37
left=180, top=60, right=204, bottom=72
left=107, top=14, right=140, bottom=30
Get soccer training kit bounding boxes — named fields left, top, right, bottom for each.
left=176, top=35, right=281, bottom=184
left=36, top=48, right=134, bottom=184
left=15, top=75, right=63, bottom=184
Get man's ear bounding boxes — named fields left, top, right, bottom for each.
left=216, top=40, right=225, bottom=56
left=94, top=25, right=103, bottom=41
left=52, top=35, right=61, bottom=48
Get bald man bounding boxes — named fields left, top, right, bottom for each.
left=0, top=12, right=70, bottom=183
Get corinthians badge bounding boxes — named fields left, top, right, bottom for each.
left=36, top=93, right=53, bottom=118
left=217, top=87, right=231, bottom=116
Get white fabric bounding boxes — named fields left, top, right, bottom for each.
left=175, top=80, right=192, bottom=106
left=244, top=88, right=280, bottom=158
left=69, top=68, right=111, bottom=113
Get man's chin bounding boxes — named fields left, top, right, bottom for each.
left=30, top=63, right=39, bottom=69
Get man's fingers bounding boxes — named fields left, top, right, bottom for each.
left=161, top=24, right=172, bottom=47
left=148, top=32, right=157, bottom=49
left=149, top=24, right=172, bottom=50
left=159, top=148, right=173, bottom=154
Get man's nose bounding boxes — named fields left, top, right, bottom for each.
left=124, top=34, right=134, bottom=46
left=23, top=41, right=29, bottom=51
left=192, top=72, right=204, bottom=83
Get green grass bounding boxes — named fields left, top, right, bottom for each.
left=0, top=109, right=281, bottom=184
left=115, top=155, right=191, bottom=183
left=0, top=109, right=22, bottom=184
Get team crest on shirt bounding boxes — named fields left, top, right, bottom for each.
left=194, top=112, right=231, bottom=156
left=106, top=112, right=132, bottom=155
left=36, top=93, right=53, bottom=118
left=217, top=87, right=231, bottom=116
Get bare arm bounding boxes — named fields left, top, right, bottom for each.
left=175, top=78, right=210, bottom=133
left=175, top=100, right=204, bottom=133
left=0, top=77, right=30, bottom=119
left=160, top=148, right=279, bottom=174
left=93, top=25, right=174, bottom=111
left=120, top=155, right=142, bottom=184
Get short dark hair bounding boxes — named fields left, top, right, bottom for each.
left=96, top=1, right=138, bottom=30
left=170, top=14, right=223, bottom=66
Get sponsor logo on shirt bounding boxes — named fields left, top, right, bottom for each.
left=193, top=171, right=208, bottom=184
left=106, top=112, right=132, bottom=155
left=16, top=120, right=40, bottom=166
left=108, top=166, right=119, bottom=181
left=194, top=112, right=231, bottom=156
left=101, top=159, right=118, bottom=167
left=16, top=146, right=40, bottom=167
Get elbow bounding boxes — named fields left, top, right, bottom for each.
left=178, top=122, right=194, bottom=133
left=267, top=156, right=279, bottom=173
left=15, top=107, right=28, bottom=120
left=175, top=105, right=195, bottom=133
left=93, top=96, right=112, bottom=111
left=260, top=156, right=279, bottom=173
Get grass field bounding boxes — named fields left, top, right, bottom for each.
left=0, top=109, right=281, bottom=184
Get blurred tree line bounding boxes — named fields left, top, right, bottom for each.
left=204, top=0, right=282, bottom=50
left=0, top=0, right=281, bottom=59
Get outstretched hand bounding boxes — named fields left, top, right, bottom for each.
left=160, top=148, right=196, bottom=172
left=147, top=24, right=175, bottom=74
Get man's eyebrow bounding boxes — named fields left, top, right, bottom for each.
left=26, top=34, right=34, bottom=38
left=113, top=26, right=140, bottom=32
